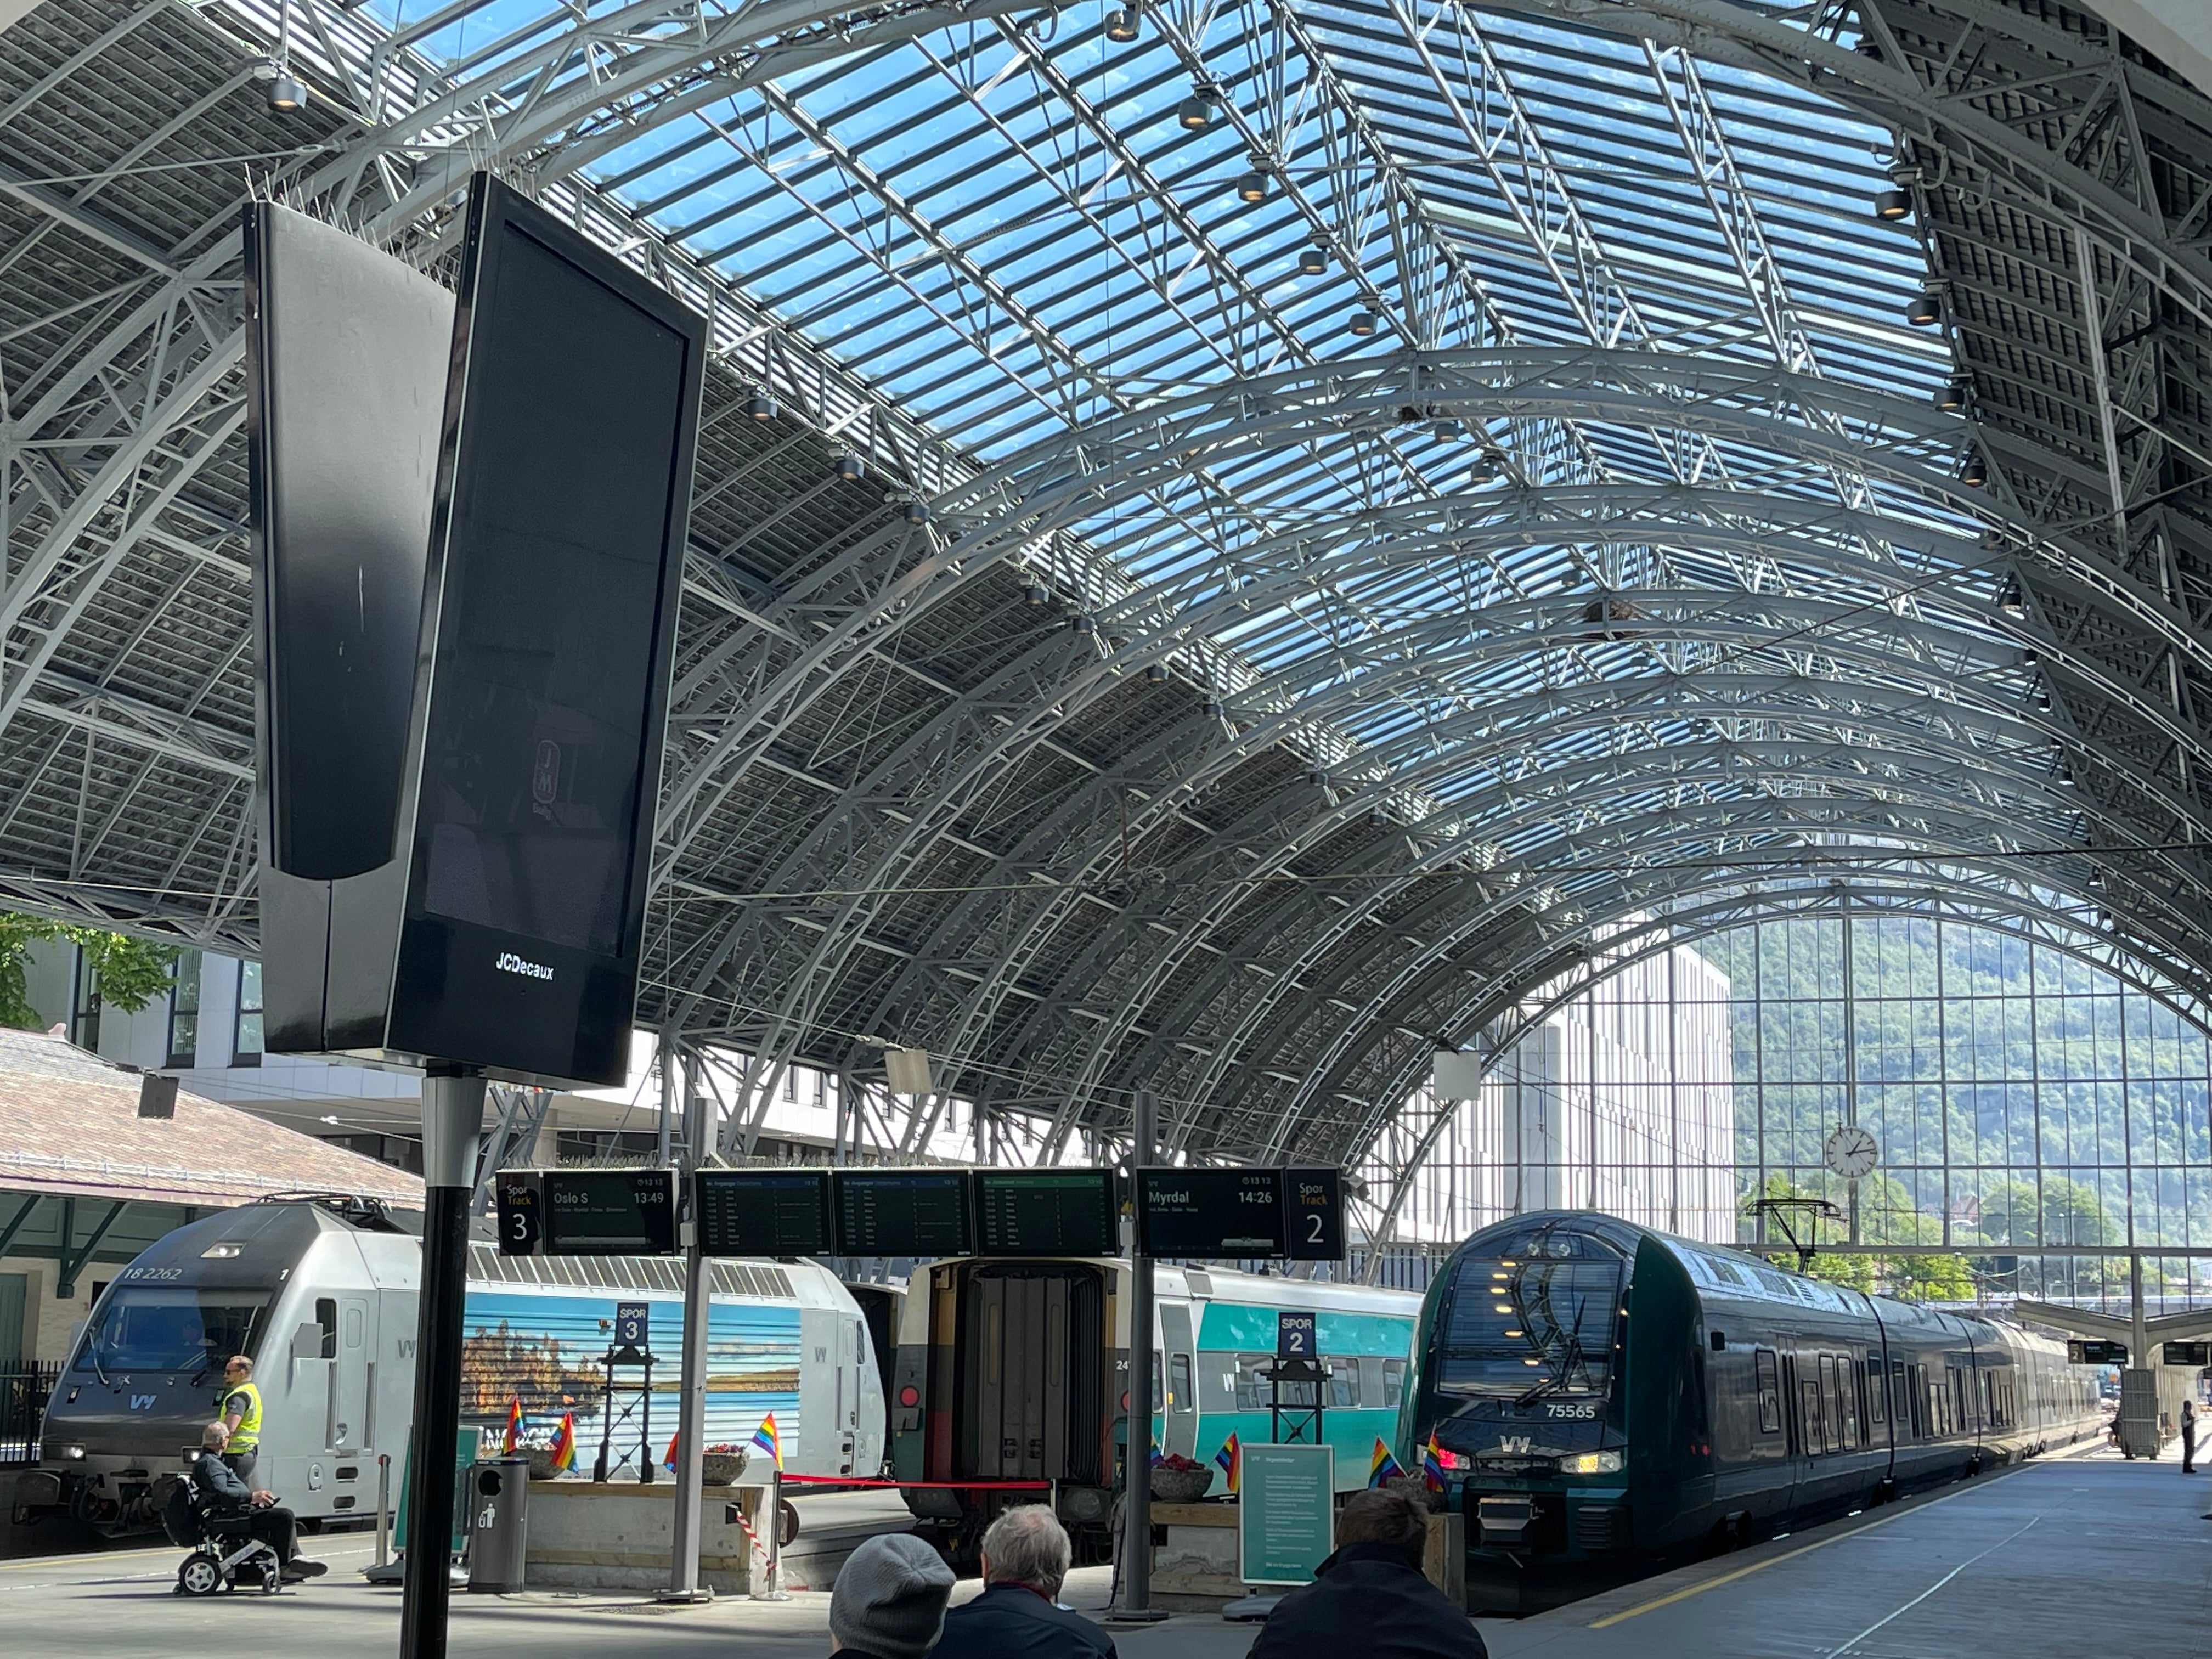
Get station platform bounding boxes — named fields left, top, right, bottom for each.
left=1486, top=1444, right=2206, bottom=1658
left=6, top=1446, right=2200, bottom=1656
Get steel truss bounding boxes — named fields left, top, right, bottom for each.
left=2, top=0, right=2208, bottom=1182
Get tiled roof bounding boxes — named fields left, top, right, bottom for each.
left=0, top=1027, right=424, bottom=1209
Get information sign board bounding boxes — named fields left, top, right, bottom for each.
left=833, top=1169, right=972, bottom=1257
left=539, top=1169, right=678, bottom=1255
left=695, top=1168, right=833, bottom=1257
left=494, top=1172, right=541, bottom=1257
left=1277, top=1311, right=1317, bottom=1359
left=1283, top=1169, right=1346, bottom=1260
left=614, top=1302, right=649, bottom=1350
left=1135, top=1167, right=1285, bottom=1258
left=2068, top=1338, right=2129, bottom=1365
left=2163, top=1340, right=2210, bottom=1368
left=974, top=1169, right=1116, bottom=1256
left=1237, top=1442, right=1335, bottom=1586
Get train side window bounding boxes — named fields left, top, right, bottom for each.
left=1232, top=1354, right=1271, bottom=1410
left=314, top=1297, right=338, bottom=1360
left=1169, top=1353, right=1194, bottom=1414
left=1866, top=1352, right=1885, bottom=1424
left=1754, top=1349, right=1781, bottom=1434
left=1382, top=1358, right=1406, bottom=1409
left=1327, top=1361, right=1356, bottom=1410
left=343, top=1305, right=364, bottom=1350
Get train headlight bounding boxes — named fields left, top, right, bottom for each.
left=1561, top=1449, right=1623, bottom=1475
left=56, top=1444, right=86, bottom=1461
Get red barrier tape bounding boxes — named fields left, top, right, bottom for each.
left=777, top=1474, right=1052, bottom=1491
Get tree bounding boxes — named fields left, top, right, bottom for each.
left=0, top=911, right=179, bottom=1031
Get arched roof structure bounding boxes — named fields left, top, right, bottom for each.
left=1, top=0, right=2208, bottom=1170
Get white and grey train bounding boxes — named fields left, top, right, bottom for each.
left=14, top=1196, right=884, bottom=1535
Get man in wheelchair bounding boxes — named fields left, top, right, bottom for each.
left=163, top=1423, right=328, bottom=1594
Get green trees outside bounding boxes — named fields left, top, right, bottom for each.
left=0, top=911, right=178, bottom=1031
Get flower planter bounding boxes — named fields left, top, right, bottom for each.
left=1150, top=1465, right=1213, bottom=1504
left=700, top=1451, right=750, bottom=1486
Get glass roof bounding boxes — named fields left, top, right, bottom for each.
left=316, top=0, right=2007, bottom=885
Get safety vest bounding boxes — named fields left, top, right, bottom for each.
left=223, top=1381, right=263, bottom=1452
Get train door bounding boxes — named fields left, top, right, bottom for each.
left=1159, top=1301, right=1197, bottom=1462
left=957, top=1266, right=1103, bottom=1486
left=289, top=1296, right=338, bottom=1449
left=334, top=1294, right=374, bottom=1452
left=833, top=1315, right=861, bottom=1475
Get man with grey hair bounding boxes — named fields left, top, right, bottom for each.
left=938, top=1504, right=1116, bottom=1658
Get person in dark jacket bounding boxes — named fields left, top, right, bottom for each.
left=828, top=1531, right=955, bottom=1658
left=2182, top=1398, right=2198, bottom=1474
left=1248, top=1486, right=1486, bottom=1659
left=937, top=1505, right=1115, bottom=1659
left=190, top=1423, right=325, bottom=1582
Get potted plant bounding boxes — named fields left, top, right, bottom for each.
left=700, top=1444, right=751, bottom=1485
left=1149, top=1452, right=1213, bottom=1503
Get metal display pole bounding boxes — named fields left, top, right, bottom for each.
left=665, top=1046, right=712, bottom=1601
left=399, top=1069, right=485, bottom=1659
left=1117, top=1088, right=1166, bottom=1621
left=753, top=1467, right=789, bottom=1601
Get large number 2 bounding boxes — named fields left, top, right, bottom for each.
left=1306, top=1213, right=1324, bottom=1242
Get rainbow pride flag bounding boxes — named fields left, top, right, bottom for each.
left=500, top=1396, right=522, bottom=1454
left=1368, top=1437, right=1407, bottom=1487
left=548, top=1413, right=577, bottom=1473
left=1421, top=1430, right=1447, bottom=1492
left=751, top=1412, right=783, bottom=1469
left=1214, top=1432, right=1240, bottom=1495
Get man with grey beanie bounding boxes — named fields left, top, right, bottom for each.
left=830, top=1531, right=956, bottom=1658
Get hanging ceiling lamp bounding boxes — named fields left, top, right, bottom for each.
left=1235, top=168, right=1271, bottom=204
left=1996, top=574, right=2027, bottom=620
left=746, top=392, right=777, bottom=420
left=1960, top=449, right=1989, bottom=488
left=1177, top=93, right=1214, bottom=130
left=833, top=453, right=865, bottom=481
left=1934, top=376, right=1970, bottom=413
left=1874, top=189, right=1911, bottom=222
left=268, top=71, right=308, bottom=111
left=1298, top=245, right=1327, bottom=276
left=1905, top=283, right=1944, bottom=327
left=1105, top=6, right=1140, bottom=43
left=1348, top=310, right=1376, bottom=336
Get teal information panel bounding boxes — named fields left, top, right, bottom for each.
left=1238, top=1442, right=1335, bottom=1585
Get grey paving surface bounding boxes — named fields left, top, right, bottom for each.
left=1486, top=1444, right=2209, bottom=1658
left=8, top=1446, right=2202, bottom=1657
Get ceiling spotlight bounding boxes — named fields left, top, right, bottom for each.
left=833, top=452, right=865, bottom=481
left=268, top=72, right=308, bottom=112
left=1960, top=449, right=1989, bottom=488
left=1468, top=455, right=1498, bottom=486
left=746, top=392, right=778, bottom=420
left=1105, top=6, right=1140, bottom=43
left=1235, top=170, right=1271, bottom=204
left=1433, top=418, right=1463, bottom=442
left=1934, top=377, right=1970, bottom=413
left=1177, top=94, right=1214, bottom=131
left=1202, top=699, right=1225, bottom=718
left=1349, top=310, right=1376, bottom=336
left=1297, top=246, right=1327, bottom=276
left=1874, top=189, right=1911, bottom=222
left=1996, top=574, right=2027, bottom=620
left=1024, top=582, right=1051, bottom=606
left=901, top=500, right=930, bottom=525
left=1074, top=614, right=1098, bottom=634
left=1905, top=285, right=1943, bottom=327
left=1144, top=664, right=1169, bottom=684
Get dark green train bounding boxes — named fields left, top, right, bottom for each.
left=1403, top=1211, right=2104, bottom=1606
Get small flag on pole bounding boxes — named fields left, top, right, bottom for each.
left=1368, top=1437, right=1407, bottom=1487
left=501, top=1396, right=523, bottom=1454
left=751, top=1412, right=783, bottom=1469
left=1148, top=1434, right=1163, bottom=1468
left=1422, top=1430, right=1447, bottom=1493
left=549, top=1413, right=577, bottom=1473
left=1214, top=1432, right=1240, bottom=1496
left=663, top=1431, right=680, bottom=1472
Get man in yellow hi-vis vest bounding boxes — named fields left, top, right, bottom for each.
left=218, top=1356, right=264, bottom=1484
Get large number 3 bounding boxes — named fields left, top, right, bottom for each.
left=506, top=1210, right=529, bottom=1240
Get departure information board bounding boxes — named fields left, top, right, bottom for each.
left=695, top=1169, right=832, bottom=1257
left=539, top=1169, right=678, bottom=1255
left=834, top=1170, right=972, bottom=1257
left=974, top=1169, right=1116, bottom=1257
left=1136, top=1167, right=1285, bottom=1258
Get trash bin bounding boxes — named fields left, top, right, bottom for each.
left=465, top=1455, right=529, bottom=1593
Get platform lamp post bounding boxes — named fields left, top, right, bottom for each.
left=665, top=1044, right=712, bottom=1602
left=1116, top=1087, right=1168, bottom=1622
left=399, top=1068, right=487, bottom=1659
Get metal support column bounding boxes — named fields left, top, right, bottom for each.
left=665, top=1044, right=712, bottom=1601
left=400, top=1069, right=486, bottom=1659
left=1116, top=1087, right=1166, bottom=1622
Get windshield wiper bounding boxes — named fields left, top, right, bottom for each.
left=1514, top=1329, right=1594, bottom=1408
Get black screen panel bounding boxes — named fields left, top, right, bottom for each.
left=833, top=1170, right=972, bottom=1257
left=540, top=1169, right=677, bottom=1255
left=1135, top=1167, right=1285, bottom=1258
left=417, top=224, right=685, bottom=956
left=973, top=1169, right=1117, bottom=1257
left=696, top=1169, right=833, bottom=1257
left=392, top=176, right=703, bottom=1087
left=246, top=203, right=452, bottom=881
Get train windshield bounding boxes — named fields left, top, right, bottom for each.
left=73, top=1288, right=270, bottom=1378
left=1435, top=1242, right=1623, bottom=1398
